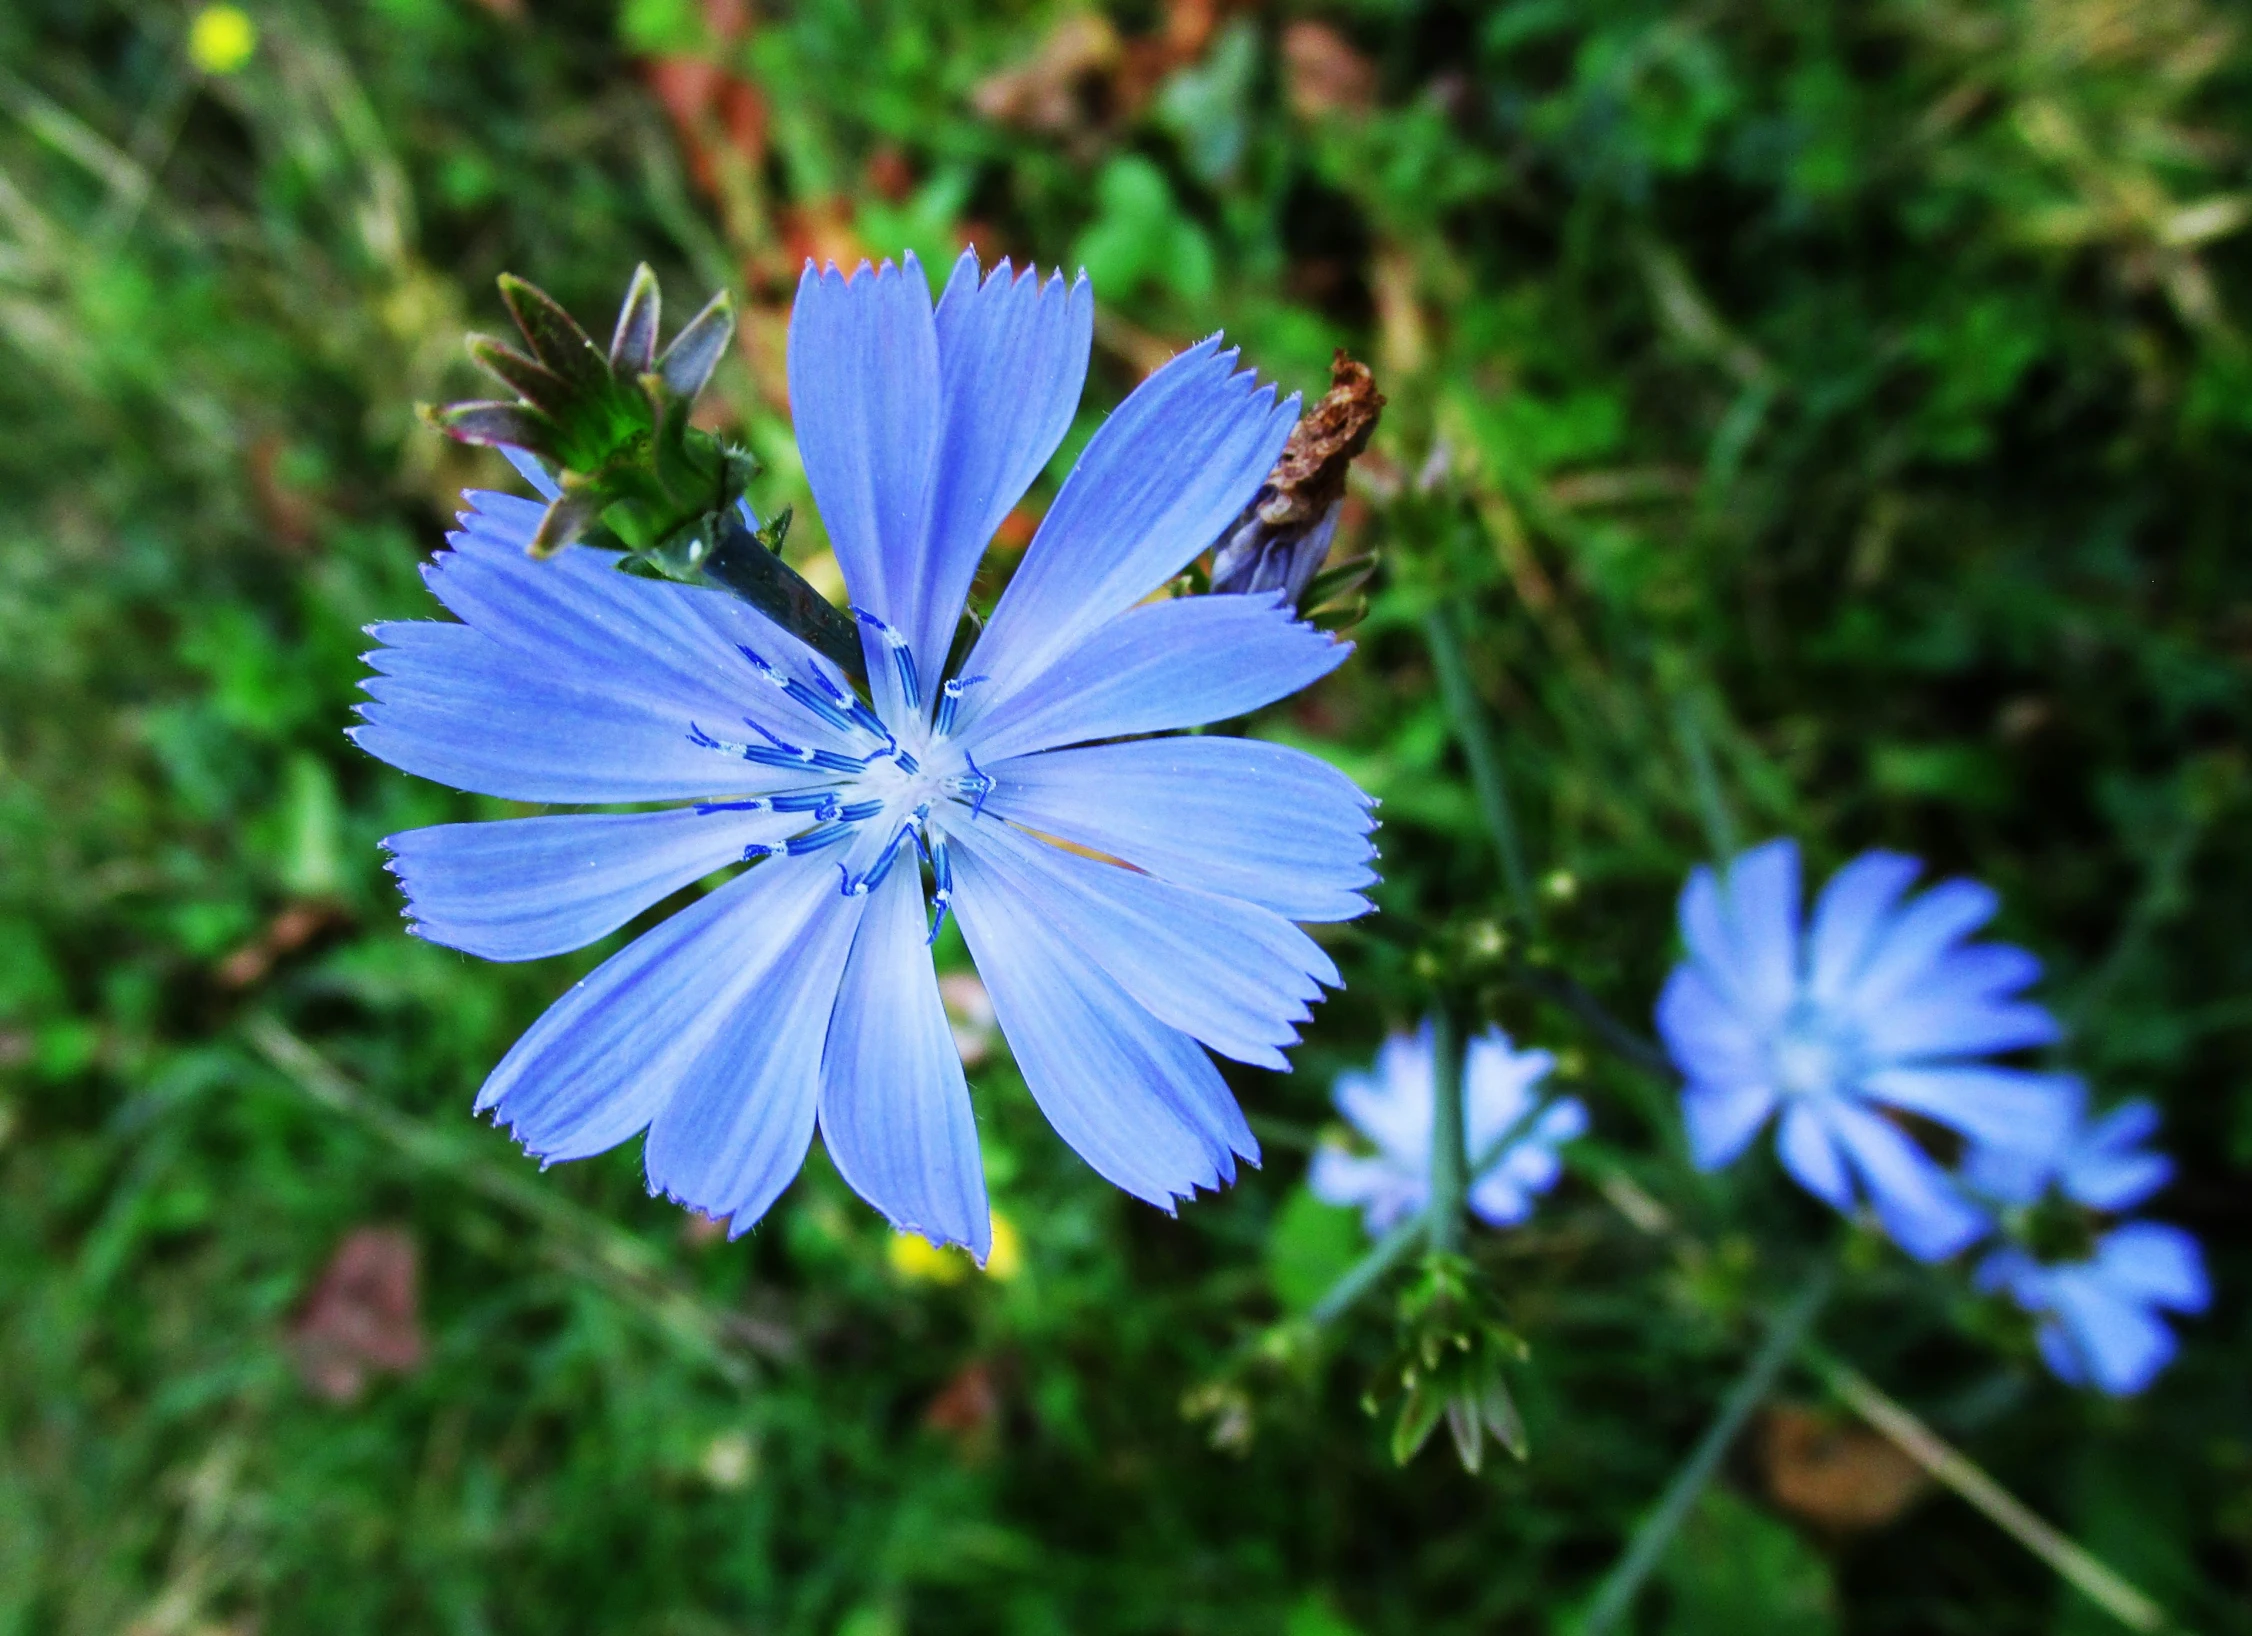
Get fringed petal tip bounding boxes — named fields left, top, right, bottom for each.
left=800, top=251, right=927, bottom=289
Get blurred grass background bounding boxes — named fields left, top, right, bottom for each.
left=1, top=0, right=2248, bottom=1631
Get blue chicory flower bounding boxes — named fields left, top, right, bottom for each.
left=1310, top=1020, right=1588, bottom=1236
left=1655, top=839, right=2075, bottom=1261
left=1976, top=1224, right=2209, bottom=1396
left=352, top=250, right=1379, bottom=1259
left=1966, top=1087, right=2204, bottom=1395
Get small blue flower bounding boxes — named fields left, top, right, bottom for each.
left=1655, top=839, right=2075, bottom=1261
left=1310, top=1020, right=1587, bottom=1236
left=1967, top=1089, right=2204, bottom=1395
left=352, top=251, right=1379, bottom=1257
left=1976, top=1225, right=2208, bottom=1396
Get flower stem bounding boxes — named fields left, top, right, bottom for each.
left=1424, top=604, right=1536, bottom=927
left=1800, top=1344, right=2168, bottom=1634
left=1427, top=1007, right=1468, bottom=1256
left=1308, top=1216, right=1425, bottom=1326
left=1574, top=1264, right=1835, bottom=1635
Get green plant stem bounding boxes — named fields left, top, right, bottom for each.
left=1575, top=1265, right=1835, bottom=1635
left=1424, top=603, right=1536, bottom=926
left=1516, top=968, right=1676, bottom=1079
left=1308, top=1216, right=1425, bottom=1326
left=1427, top=1007, right=1468, bottom=1255
left=1801, top=1344, right=2168, bottom=1634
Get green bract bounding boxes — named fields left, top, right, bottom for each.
left=423, top=267, right=863, bottom=679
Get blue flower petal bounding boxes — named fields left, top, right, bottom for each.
left=1839, top=876, right=2000, bottom=1017
left=818, top=864, right=990, bottom=1260
left=1860, top=993, right=2060, bottom=1062
left=2097, top=1222, right=2209, bottom=1314
left=1824, top=1101, right=1988, bottom=1261
left=1655, top=964, right=1767, bottom=1089
left=432, top=493, right=863, bottom=750
left=1462, top=1027, right=1553, bottom=1154
left=1776, top=1102, right=1856, bottom=1211
left=1679, top=1075, right=1778, bottom=1170
left=951, top=840, right=1253, bottom=1210
left=383, top=807, right=793, bottom=961
left=951, top=817, right=1333, bottom=1070
left=2064, top=1101, right=2174, bottom=1212
left=1468, top=1099, right=1584, bottom=1227
left=1337, top=1028, right=1434, bottom=1158
left=961, top=593, right=1348, bottom=763
left=353, top=621, right=766, bottom=803
left=1310, top=1147, right=1422, bottom=1235
left=2048, top=1266, right=2178, bottom=1396
left=1678, top=852, right=1800, bottom=1031
left=640, top=863, right=868, bottom=1232
left=787, top=257, right=942, bottom=708
left=981, top=736, right=1377, bottom=922
left=473, top=858, right=832, bottom=1165
left=1858, top=1064, right=2077, bottom=1153
left=1721, top=839, right=1804, bottom=1026
left=965, top=336, right=1298, bottom=707
left=2035, top=1320, right=2093, bottom=1388
left=1805, top=850, right=1921, bottom=1005
left=906, top=253, right=1093, bottom=689
left=1917, top=941, right=2042, bottom=1001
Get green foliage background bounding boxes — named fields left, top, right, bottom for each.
left=1, top=0, right=2247, bottom=1630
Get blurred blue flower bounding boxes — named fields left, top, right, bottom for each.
left=1655, top=839, right=2075, bottom=1261
left=1967, top=1087, right=2203, bottom=1395
left=1977, top=1225, right=2209, bottom=1396
left=353, top=250, right=1378, bottom=1258
left=1311, top=1020, right=1588, bottom=1236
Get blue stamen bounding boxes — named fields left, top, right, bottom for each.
left=741, top=842, right=776, bottom=862
left=853, top=607, right=923, bottom=713
left=785, top=823, right=856, bottom=856
left=926, top=834, right=954, bottom=945
left=843, top=823, right=918, bottom=898
left=771, top=791, right=841, bottom=817
left=892, top=749, right=921, bottom=776
left=694, top=798, right=767, bottom=814
left=934, top=674, right=990, bottom=737
left=811, top=670, right=894, bottom=742
left=835, top=799, right=886, bottom=824
left=952, top=751, right=995, bottom=819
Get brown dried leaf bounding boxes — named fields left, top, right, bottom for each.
left=289, top=1227, right=426, bottom=1404
left=972, top=12, right=1121, bottom=134
left=924, top=1358, right=1003, bottom=1460
left=1761, top=1404, right=1927, bottom=1533
left=1282, top=21, right=1376, bottom=120
left=1255, top=351, right=1386, bottom=535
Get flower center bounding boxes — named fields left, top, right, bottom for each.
left=1768, top=1007, right=1861, bottom=1101
left=684, top=633, right=995, bottom=939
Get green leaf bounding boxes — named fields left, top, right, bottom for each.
left=1658, top=1489, right=1837, bottom=1636
left=1266, top=1186, right=1369, bottom=1315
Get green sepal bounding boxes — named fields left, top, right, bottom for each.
left=609, top=263, right=661, bottom=374
left=1370, top=1252, right=1534, bottom=1474
left=497, top=272, right=612, bottom=397
left=466, top=336, right=573, bottom=419
left=424, top=265, right=861, bottom=681
left=421, top=400, right=561, bottom=460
